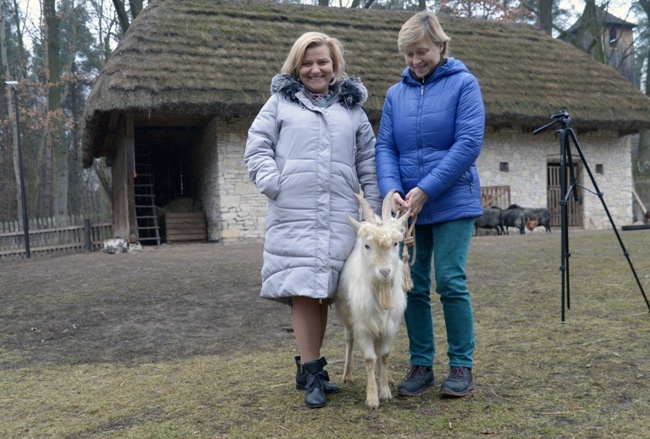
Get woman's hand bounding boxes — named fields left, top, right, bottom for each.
left=392, top=191, right=408, bottom=214
left=405, top=187, right=428, bottom=217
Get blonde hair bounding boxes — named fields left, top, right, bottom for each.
left=281, top=32, right=346, bottom=83
left=398, top=11, right=450, bottom=58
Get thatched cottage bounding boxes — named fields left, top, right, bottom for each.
left=81, top=0, right=650, bottom=243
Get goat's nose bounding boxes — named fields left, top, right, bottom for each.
left=380, top=268, right=391, bottom=277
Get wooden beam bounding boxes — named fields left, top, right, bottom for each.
left=125, top=113, right=138, bottom=243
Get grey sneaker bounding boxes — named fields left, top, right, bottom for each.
left=440, top=366, right=475, bottom=397
left=397, top=365, right=434, bottom=396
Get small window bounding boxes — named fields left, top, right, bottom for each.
left=596, top=164, right=604, bottom=174
left=609, top=27, right=617, bottom=46
left=499, top=162, right=509, bottom=172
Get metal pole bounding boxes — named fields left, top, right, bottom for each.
left=11, top=84, right=30, bottom=258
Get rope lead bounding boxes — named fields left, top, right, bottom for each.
left=397, top=207, right=417, bottom=293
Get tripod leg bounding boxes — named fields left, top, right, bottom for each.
left=559, top=129, right=571, bottom=322
left=563, top=186, right=573, bottom=311
left=567, top=129, right=650, bottom=312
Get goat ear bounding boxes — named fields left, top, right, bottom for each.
left=346, top=213, right=362, bottom=232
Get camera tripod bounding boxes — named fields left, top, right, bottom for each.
left=533, top=110, right=650, bottom=322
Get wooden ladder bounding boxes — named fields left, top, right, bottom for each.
left=134, top=155, right=161, bottom=245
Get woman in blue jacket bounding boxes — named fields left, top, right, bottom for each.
left=375, top=11, right=485, bottom=398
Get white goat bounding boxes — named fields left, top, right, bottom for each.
left=335, top=190, right=409, bottom=409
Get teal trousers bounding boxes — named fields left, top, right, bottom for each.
left=405, top=217, right=475, bottom=369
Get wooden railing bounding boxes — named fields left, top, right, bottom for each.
left=0, top=215, right=113, bottom=260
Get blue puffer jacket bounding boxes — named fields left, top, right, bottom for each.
left=375, top=58, right=485, bottom=225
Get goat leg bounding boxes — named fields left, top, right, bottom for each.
left=342, top=327, right=354, bottom=383
left=364, top=357, right=380, bottom=409
left=378, top=352, right=392, bottom=401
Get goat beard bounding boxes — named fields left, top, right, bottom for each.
left=372, top=279, right=394, bottom=310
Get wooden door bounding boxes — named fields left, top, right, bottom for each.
left=547, top=162, right=584, bottom=228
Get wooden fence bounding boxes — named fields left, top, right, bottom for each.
left=0, top=215, right=113, bottom=260
left=481, top=185, right=511, bottom=209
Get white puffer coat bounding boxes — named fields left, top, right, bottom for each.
left=245, top=74, right=381, bottom=304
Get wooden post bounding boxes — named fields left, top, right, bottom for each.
left=125, top=113, right=137, bottom=243
left=84, top=218, right=91, bottom=252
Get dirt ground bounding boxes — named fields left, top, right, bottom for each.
left=1, top=228, right=647, bottom=372
left=0, top=241, right=298, bottom=369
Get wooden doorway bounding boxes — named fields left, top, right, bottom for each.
left=547, top=162, right=584, bottom=228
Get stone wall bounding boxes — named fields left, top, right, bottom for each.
left=206, top=120, right=634, bottom=241
left=194, top=117, right=221, bottom=241
left=477, top=126, right=632, bottom=229
left=198, top=116, right=266, bottom=242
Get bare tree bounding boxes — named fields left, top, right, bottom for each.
left=43, top=0, right=68, bottom=217
left=636, top=0, right=650, bottom=209
left=10, top=0, right=28, bottom=79
left=112, top=0, right=143, bottom=33
left=1, top=4, right=20, bottom=221
left=85, top=0, right=119, bottom=69
left=111, top=0, right=129, bottom=33
left=437, top=0, right=529, bottom=20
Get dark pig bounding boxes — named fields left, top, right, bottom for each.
left=521, top=207, right=552, bottom=233
left=503, top=205, right=525, bottom=235
left=474, top=206, right=504, bottom=236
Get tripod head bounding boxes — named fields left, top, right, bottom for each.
left=532, top=110, right=571, bottom=135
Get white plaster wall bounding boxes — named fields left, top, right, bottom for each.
left=477, top=127, right=633, bottom=230
left=575, top=131, right=633, bottom=229
left=204, top=120, right=634, bottom=241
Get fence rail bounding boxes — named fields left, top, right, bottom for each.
left=0, top=215, right=113, bottom=260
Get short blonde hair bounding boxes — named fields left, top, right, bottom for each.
left=398, top=11, right=450, bottom=58
left=281, top=32, right=346, bottom=83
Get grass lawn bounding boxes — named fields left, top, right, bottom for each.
left=1, top=228, right=649, bottom=438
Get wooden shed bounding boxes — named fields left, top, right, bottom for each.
left=81, top=0, right=650, bottom=243
left=561, top=7, right=638, bottom=86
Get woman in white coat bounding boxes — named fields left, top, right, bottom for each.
left=245, top=32, right=381, bottom=408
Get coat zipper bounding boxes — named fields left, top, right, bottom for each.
left=417, top=79, right=425, bottom=198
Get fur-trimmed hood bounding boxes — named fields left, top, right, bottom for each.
left=270, top=74, right=368, bottom=108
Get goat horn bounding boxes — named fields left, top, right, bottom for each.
left=382, top=189, right=395, bottom=221
left=353, top=193, right=377, bottom=224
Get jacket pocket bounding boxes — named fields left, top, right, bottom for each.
left=461, top=170, right=474, bottom=193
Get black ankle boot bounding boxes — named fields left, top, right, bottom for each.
left=295, top=356, right=340, bottom=394
left=303, top=359, right=327, bottom=408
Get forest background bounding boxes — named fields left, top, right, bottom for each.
left=1, top=0, right=650, bottom=225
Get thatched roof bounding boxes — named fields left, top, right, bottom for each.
left=82, top=0, right=650, bottom=166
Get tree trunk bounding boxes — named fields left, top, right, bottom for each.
left=584, top=0, right=604, bottom=63
left=44, top=0, right=67, bottom=217
left=129, top=0, right=143, bottom=19
left=538, top=0, right=553, bottom=35
left=112, top=0, right=130, bottom=34
left=11, top=0, right=28, bottom=79
left=635, top=0, right=650, bottom=211
left=1, top=6, right=21, bottom=222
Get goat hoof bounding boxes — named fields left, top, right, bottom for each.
left=366, top=398, right=379, bottom=410
left=379, top=390, right=392, bottom=401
